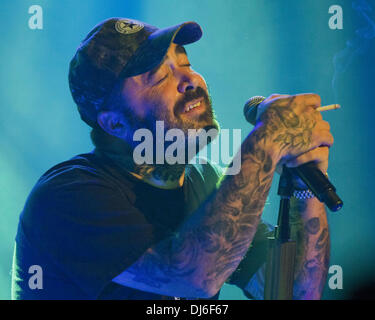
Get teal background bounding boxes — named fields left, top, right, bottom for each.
left=1, top=0, right=374, bottom=299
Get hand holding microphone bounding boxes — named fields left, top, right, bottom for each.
left=244, top=93, right=343, bottom=212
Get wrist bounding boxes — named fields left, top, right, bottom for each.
left=290, top=196, right=326, bottom=220
left=292, top=189, right=315, bottom=200
left=246, top=127, right=281, bottom=166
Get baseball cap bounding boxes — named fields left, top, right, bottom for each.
left=68, top=17, right=203, bottom=127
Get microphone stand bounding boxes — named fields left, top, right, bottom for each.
left=264, top=166, right=296, bottom=300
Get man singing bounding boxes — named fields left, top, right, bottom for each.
left=11, top=18, right=333, bottom=300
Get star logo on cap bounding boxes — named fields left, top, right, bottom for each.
left=115, top=19, right=144, bottom=34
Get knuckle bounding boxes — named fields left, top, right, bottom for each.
left=265, top=94, right=279, bottom=104
left=292, top=94, right=304, bottom=104
left=314, top=110, right=323, bottom=120
left=269, top=93, right=280, bottom=98
left=268, top=94, right=291, bottom=106
left=330, top=133, right=334, bottom=144
left=325, top=132, right=334, bottom=146
left=312, top=93, right=321, bottom=104
left=323, top=120, right=331, bottom=130
left=308, top=93, right=321, bottom=105
left=295, top=93, right=321, bottom=107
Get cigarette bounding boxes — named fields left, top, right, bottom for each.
left=316, top=104, right=341, bottom=112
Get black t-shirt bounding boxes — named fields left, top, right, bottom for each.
left=11, top=150, right=272, bottom=300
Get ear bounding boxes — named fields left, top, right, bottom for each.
left=97, top=111, right=126, bottom=138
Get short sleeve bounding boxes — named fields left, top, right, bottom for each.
left=21, top=166, right=158, bottom=299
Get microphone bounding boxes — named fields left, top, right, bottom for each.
left=243, top=96, right=343, bottom=212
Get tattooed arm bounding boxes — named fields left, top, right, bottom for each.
left=112, top=93, right=333, bottom=298
left=287, top=116, right=331, bottom=299
left=289, top=197, right=330, bottom=300
left=240, top=197, right=330, bottom=300
left=113, top=131, right=278, bottom=298
left=237, top=94, right=333, bottom=300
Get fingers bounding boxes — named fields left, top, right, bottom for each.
left=259, top=92, right=334, bottom=163
left=291, top=93, right=321, bottom=110
left=270, top=93, right=331, bottom=145
left=285, top=146, right=329, bottom=168
left=304, top=104, right=323, bottom=122
left=264, top=93, right=291, bottom=104
left=285, top=146, right=330, bottom=174
left=316, top=119, right=330, bottom=131
left=312, top=121, right=334, bottom=148
left=301, top=101, right=333, bottom=148
left=266, top=93, right=322, bottom=113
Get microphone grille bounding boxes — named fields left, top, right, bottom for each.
left=243, top=96, right=265, bottom=125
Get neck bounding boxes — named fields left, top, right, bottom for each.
left=95, top=132, right=186, bottom=189
left=129, top=163, right=186, bottom=189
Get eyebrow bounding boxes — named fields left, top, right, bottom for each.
left=146, top=45, right=188, bottom=82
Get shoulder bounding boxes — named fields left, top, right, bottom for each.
left=34, top=152, right=133, bottom=194
left=23, top=152, right=136, bottom=218
left=38, top=152, right=112, bottom=186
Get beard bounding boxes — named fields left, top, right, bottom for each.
left=171, top=86, right=218, bottom=132
left=122, top=86, right=220, bottom=155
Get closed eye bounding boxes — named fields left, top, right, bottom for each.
left=153, top=74, right=168, bottom=86
left=152, top=63, right=191, bottom=86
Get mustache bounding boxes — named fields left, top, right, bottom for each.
left=173, top=87, right=211, bottom=117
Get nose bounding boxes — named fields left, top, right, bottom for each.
left=177, top=73, right=197, bottom=94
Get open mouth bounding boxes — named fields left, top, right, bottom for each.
left=182, top=98, right=204, bottom=114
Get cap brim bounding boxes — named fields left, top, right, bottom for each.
left=120, top=21, right=202, bottom=78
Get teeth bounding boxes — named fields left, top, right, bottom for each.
left=184, top=101, right=201, bottom=112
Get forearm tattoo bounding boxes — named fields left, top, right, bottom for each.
left=122, top=133, right=276, bottom=297
left=289, top=199, right=330, bottom=300
left=121, top=99, right=322, bottom=297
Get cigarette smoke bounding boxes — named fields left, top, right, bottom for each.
left=332, top=0, right=375, bottom=101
